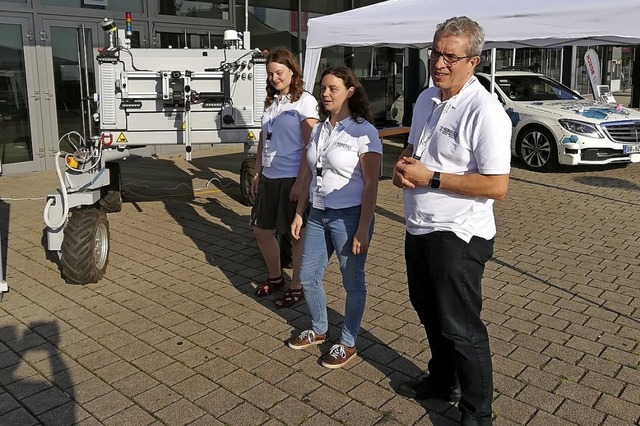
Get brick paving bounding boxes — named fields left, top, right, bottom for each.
left=0, top=142, right=638, bottom=425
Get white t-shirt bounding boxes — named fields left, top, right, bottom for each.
left=306, top=117, right=382, bottom=209
left=261, top=91, right=319, bottom=179
left=404, top=76, right=512, bottom=242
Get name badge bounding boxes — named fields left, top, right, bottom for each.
left=262, top=150, right=274, bottom=167
left=312, top=188, right=325, bottom=210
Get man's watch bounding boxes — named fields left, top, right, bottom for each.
left=429, top=172, right=441, bottom=189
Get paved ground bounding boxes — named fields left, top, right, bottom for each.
left=0, top=141, right=638, bottom=426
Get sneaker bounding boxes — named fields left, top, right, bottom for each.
left=288, top=330, right=327, bottom=350
left=397, top=376, right=461, bottom=402
left=321, top=344, right=357, bottom=369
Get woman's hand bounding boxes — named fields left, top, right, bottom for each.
left=291, top=214, right=304, bottom=240
left=251, top=173, right=260, bottom=195
left=289, top=179, right=302, bottom=202
left=352, top=228, right=370, bottom=255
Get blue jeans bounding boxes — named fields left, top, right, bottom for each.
left=300, top=206, right=374, bottom=348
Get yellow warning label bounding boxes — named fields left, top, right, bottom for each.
left=246, top=131, right=257, bottom=141
left=181, top=121, right=186, bottom=130
left=116, top=133, right=128, bottom=143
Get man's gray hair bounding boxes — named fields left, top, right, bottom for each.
left=434, top=16, right=485, bottom=57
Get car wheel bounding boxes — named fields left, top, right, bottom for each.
left=240, top=156, right=256, bottom=206
left=517, top=126, right=558, bottom=171
left=99, top=162, right=123, bottom=213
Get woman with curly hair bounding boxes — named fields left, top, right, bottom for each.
left=251, top=47, right=318, bottom=308
left=287, top=67, right=381, bottom=368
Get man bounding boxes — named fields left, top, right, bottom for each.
left=393, top=16, right=511, bottom=426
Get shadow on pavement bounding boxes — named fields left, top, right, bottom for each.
left=0, top=321, right=75, bottom=424
left=493, top=258, right=639, bottom=325
left=116, top=150, right=443, bottom=421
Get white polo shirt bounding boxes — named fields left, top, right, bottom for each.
left=306, top=117, right=382, bottom=209
left=404, top=76, right=512, bottom=242
left=261, top=91, right=319, bottom=179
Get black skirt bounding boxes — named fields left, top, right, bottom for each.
left=251, top=176, right=307, bottom=235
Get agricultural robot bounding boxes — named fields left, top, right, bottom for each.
left=44, top=15, right=263, bottom=284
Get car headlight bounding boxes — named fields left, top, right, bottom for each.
left=558, top=119, right=604, bottom=138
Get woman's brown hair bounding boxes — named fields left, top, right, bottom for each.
left=264, top=47, right=305, bottom=109
left=318, top=67, right=373, bottom=124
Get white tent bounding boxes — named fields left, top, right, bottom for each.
left=303, top=0, right=640, bottom=91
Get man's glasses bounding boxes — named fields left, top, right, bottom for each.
left=428, top=48, right=472, bottom=66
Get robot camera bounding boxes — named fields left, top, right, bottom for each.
left=101, top=17, right=117, bottom=32
left=171, top=71, right=182, bottom=79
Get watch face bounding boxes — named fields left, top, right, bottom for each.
left=430, top=172, right=441, bottom=188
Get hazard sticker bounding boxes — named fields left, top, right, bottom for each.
left=246, top=131, right=257, bottom=141
left=116, top=133, right=128, bottom=143
left=181, top=121, right=186, bottom=130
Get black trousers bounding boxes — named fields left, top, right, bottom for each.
left=405, top=231, right=494, bottom=425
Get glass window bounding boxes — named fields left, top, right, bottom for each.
left=155, top=31, right=222, bottom=49
left=159, top=0, right=230, bottom=19
left=40, top=0, right=143, bottom=13
left=0, top=22, right=33, bottom=164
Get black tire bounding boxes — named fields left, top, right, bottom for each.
left=100, top=162, right=123, bottom=213
left=61, top=209, right=110, bottom=284
left=240, top=157, right=256, bottom=206
left=516, top=126, right=558, bottom=172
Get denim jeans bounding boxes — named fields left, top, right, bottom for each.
left=300, top=206, right=374, bottom=348
left=405, top=231, right=494, bottom=425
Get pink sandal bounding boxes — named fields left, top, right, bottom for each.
left=255, top=276, right=285, bottom=296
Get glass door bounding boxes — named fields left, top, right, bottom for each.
left=38, top=19, right=100, bottom=170
left=0, top=16, right=44, bottom=174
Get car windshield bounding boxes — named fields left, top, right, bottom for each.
left=494, top=75, right=583, bottom=102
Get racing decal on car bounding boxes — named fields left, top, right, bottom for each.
left=505, top=108, right=521, bottom=127
left=561, top=135, right=579, bottom=144
left=551, top=101, right=632, bottom=119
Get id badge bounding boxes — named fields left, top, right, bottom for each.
left=312, top=188, right=325, bottom=210
left=262, top=151, right=274, bottom=167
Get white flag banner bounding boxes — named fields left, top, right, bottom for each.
left=584, top=49, right=601, bottom=99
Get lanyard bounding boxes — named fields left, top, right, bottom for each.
left=413, top=77, right=476, bottom=160
left=265, top=94, right=290, bottom=143
left=315, top=119, right=347, bottom=190
left=413, top=100, right=447, bottom=160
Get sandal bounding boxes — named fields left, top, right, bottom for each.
left=255, top=276, right=284, bottom=296
left=275, top=287, right=304, bottom=308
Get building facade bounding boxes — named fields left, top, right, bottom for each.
left=0, top=0, right=636, bottom=174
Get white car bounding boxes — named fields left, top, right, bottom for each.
left=475, top=71, right=640, bottom=171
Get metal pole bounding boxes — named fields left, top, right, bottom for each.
left=0, top=227, right=7, bottom=295
left=76, top=28, right=87, bottom=142
left=81, top=23, right=93, bottom=138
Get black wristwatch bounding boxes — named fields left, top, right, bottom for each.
left=429, top=172, right=441, bottom=189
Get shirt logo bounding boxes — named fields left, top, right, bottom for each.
left=439, top=125, right=458, bottom=140
left=283, top=110, right=298, bottom=117
left=334, top=141, right=353, bottom=150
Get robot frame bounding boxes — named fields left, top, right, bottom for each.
left=44, top=16, right=264, bottom=284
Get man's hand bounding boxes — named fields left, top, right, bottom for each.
left=394, top=156, right=432, bottom=189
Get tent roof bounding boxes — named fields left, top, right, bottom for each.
left=306, top=0, right=640, bottom=50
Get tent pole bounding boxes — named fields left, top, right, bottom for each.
left=490, top=48, right=496, bottom=94
left=559, top=48, right=564, bottom=82
left=370, top=48, right=376, bottom=77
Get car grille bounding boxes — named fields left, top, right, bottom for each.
left=601, top=121, right=640, bottom=143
